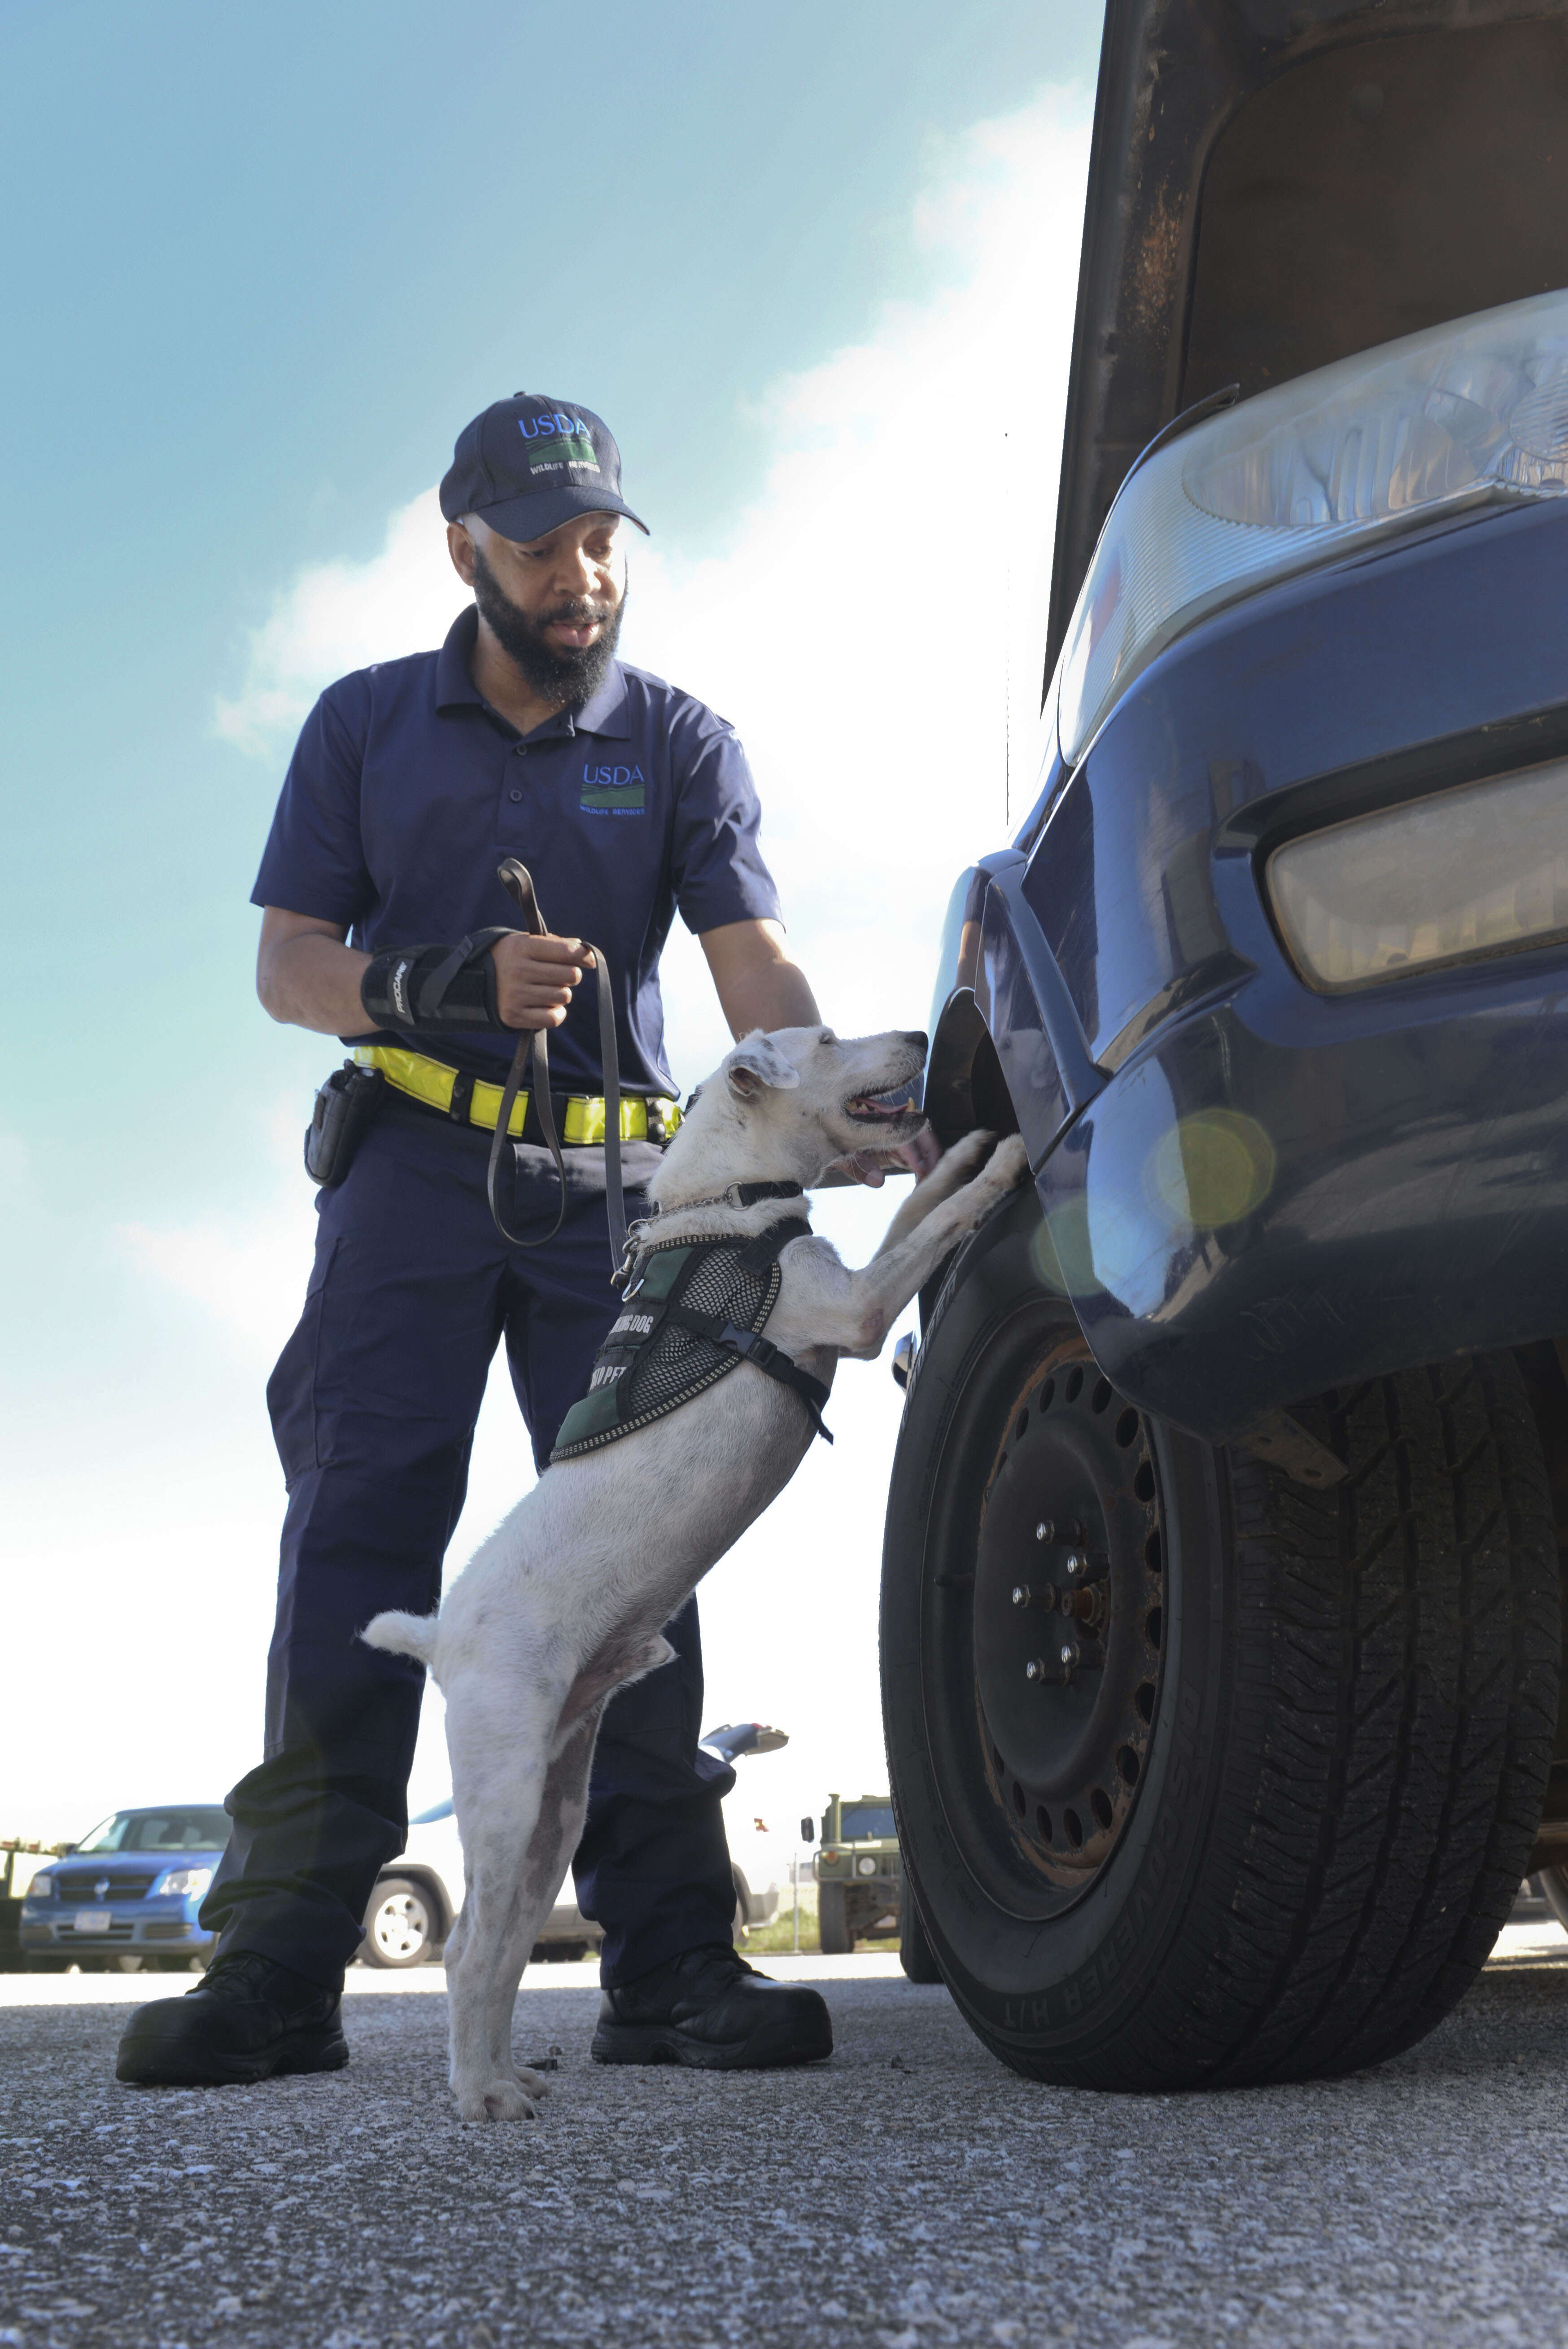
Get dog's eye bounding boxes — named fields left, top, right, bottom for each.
left=820, top=1030, right=836, bottom=1046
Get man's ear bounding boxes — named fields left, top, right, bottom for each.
left=724, top=1033, right=801, bottom=1102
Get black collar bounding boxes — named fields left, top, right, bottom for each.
left=654, top=1180, right=804, bottom=1215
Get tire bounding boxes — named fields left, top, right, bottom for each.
left=732, top=1867, right=751, bottom=1944
left=23, top=1956, right=69, bottom=1974
left=881, top=1190, right=1560, bottom=2090
left=1542, top=1867, right=1568, bottom=1935
left=818, top=1882, right=853, bottom=1955
left=361, top=1877, right=439, bottom=1969
left=898, top=1890, right=943, bottom=1984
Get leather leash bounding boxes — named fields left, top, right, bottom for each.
left=487, top=857, right=629, bottom=1274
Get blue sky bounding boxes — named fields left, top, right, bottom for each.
left=1, top=0, right=1099, bottom=1840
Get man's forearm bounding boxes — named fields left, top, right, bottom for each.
left=259, top=932, right=371, bottom=1034
left=700, top=919, right=821, bottom=1038
left=718, top=957, right=820, bottom=1037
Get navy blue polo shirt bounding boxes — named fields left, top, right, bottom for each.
left=252, top=607, right=781, bottom=1094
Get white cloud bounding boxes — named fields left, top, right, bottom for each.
left=131, top=87, right=1094, bottom=1831
left=214, top=490, right=468, bottom=757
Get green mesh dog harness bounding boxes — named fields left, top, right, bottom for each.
left=550, top=1216, right=833, bottom=1461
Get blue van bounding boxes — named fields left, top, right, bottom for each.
left=20, top=1808, right=230, bottom=1974
left=882, top=0, right=1568, bottom=2090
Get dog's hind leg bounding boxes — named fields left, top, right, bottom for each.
left=477, top=1713, right=600, bottom=2100
left=444, top=1675, right=560, bottom=2123
left=443, top=1634, right=675, bottom=2122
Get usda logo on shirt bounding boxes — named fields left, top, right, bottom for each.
left=581, top=762, right=646, bottom=815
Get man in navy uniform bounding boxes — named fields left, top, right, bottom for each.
left=117, top=394, right=873, bottom=2087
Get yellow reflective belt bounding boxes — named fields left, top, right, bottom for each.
left=353, top=1044, right=680, bottom=1143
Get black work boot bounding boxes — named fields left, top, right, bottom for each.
left=114, top=1952, right=349, bottom=2087
left=591, top=1944, right=832, bottom=2070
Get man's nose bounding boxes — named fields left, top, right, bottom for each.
left=555, top=545, right=610, bottom=600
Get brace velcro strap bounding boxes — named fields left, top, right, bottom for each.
left=663, top=1302, right=834, bottom=1444
left=360, top=930, right=515, bottom=1035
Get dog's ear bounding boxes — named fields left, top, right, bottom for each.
left=724, top=1033, right=801, bottom=1102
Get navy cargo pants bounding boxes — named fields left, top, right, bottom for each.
left=201, top=1094, right=738, bottom=1989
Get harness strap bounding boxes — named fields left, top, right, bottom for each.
left=486, top=858, right=628, bottom=1274
left=732, top=1215, right=814, bottom=1275
left=663, top=1301, right=834, bottom=1444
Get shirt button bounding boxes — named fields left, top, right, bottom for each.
left=513, top=744, right=528, bottom=757
left=509, top=788, right=523, bottom=803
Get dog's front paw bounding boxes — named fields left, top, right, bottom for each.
left=982, top=1133, right=1031, bottom=1191
left=935, top=1129, right=996, bottom=1179
left=455, top=2077, right=542, bottom=2123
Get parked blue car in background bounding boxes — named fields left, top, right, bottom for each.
left=882, top=0, right=1568, bottom=2098
left=20, top=1808, right=230, bottom=1973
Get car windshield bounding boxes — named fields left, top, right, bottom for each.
left=839, top=1802, right=896, bottom=1842
left=75, top=1809, right=232, bottom=1855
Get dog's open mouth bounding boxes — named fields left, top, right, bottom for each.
left=845, top=1080, right=925, bottom=1127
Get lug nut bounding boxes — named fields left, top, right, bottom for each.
left=1035, top=1520, right=1053, bottom=1543
left=1026, top=1642, right=1079, bottom=1685
left=1065, top=1550, right=1089, bottom=1582
left=1012, top=1584, right=1057, bottom=1611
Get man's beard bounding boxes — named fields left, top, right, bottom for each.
left=470, top=543, right=625, bottom=707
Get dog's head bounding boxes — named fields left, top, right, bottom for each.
left=653, top=1025, right=929, bottom=1202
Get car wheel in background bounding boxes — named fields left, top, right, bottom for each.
left=1541, top=1868, right=1568, bottom=1934
left=361, top=1877, right=438, bottom=1969
left=898, top=1893, right=942, bottom=1984
left=882, top=1191, right=1560, bottom=2090
left=818, top=1882, right=853, bottom=1955
left=731, top=1867, right=752, bottom=1943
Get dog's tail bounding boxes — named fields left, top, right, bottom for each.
left=360, top=1608, right=440, bottom=1667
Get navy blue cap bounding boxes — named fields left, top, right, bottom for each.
left=439, top=393, right=649, bottom=544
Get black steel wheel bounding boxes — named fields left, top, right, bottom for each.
left=881, top=1189, right=1561, bottom=2089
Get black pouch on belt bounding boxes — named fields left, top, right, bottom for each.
left=304, top=1061, right=386, bottom=1186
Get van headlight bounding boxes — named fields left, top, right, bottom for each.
left=1267, top=756, right=1568, bottom=991
left=1054, top=288, right=1568, bottom=766
left=155, top=1867, right=213, bottom=1900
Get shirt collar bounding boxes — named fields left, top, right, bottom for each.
left=435, top=604, right=631, bottom=740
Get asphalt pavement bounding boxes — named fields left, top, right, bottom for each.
left=2, top=1928, right=1567, bottom=2349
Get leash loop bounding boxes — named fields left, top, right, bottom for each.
left=486, top=857, right=629, bottom=1274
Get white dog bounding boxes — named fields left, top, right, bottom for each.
left=363, top=1024, right=1027, bottom=2121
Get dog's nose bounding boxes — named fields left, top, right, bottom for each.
left=904, top=1031, right=929, bottom=1055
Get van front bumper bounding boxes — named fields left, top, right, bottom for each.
left=1031, top=954, right=1568, bottom=1442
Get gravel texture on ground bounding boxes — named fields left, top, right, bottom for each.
left=2, top=1931, right=1566, bottom=2349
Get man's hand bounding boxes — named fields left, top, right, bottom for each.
left=489, top=932, right=593, bottom=1031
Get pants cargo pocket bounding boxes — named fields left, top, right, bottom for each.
left=266, top=1237, right=339, bottom=1487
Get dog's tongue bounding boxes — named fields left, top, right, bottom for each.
left=852, top=1081, right=922, bottom=1120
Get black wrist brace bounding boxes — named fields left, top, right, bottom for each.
left=359, top=930, right=515, bottom=1035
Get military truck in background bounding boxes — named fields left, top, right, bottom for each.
left=813, top=1794, right=901, bottom=1954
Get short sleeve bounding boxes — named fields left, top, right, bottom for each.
left=669, top=714, right=783, bottom=936
left=250, top=682, right=374, bottom=925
